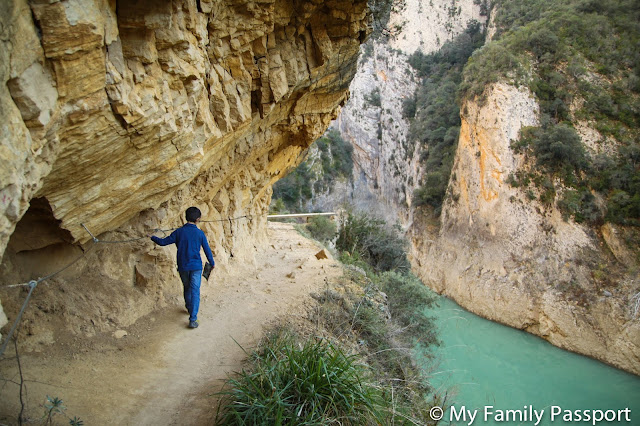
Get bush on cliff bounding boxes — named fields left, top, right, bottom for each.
left=462, top=0, right=640, bottom=226
left=336, top=211, right=410, bottom=274
left=306, top=215, right=337, bottom=243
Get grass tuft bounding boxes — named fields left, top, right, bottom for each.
left=215, top=331, right=384, bottom=425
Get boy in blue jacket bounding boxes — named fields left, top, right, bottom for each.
left=151, top=207, right=215, bottom=328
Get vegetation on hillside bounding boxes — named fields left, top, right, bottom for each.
left=217, top=212, right=441, bottom=424
left=404, top=21, right=486, bottom=215
left=461, top=0, right=640, bottom=226
left=336, top=210, right=411, bottom=274
left=271, top=129, right=353, bottom=213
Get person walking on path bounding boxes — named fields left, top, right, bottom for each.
left=151, top=207, right=215, bottom=329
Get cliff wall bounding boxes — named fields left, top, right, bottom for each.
left=410, top=83, right=640, bottom=375
left=331, top=0, right=483, bottom=223
left=0, top=0, right=368, bottom=344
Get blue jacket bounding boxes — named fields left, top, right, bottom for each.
left=151, top=223, right=215, bottom=271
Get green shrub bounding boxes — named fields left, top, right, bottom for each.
left=407, top=21, right=485, bottom=215
left=558, top=188, right=601, bottom=224
left=522, top=124, right=588, bottom=175
left=377, top=271, right=438, bottom=350
left=269, top=198, right=288, bottom=215
left=271, top=161, right=314, bottom=211
left=336, top=211, right=410, bottom=273
left=306, top=216, right=337, bottom=242
left=216, top=332, right=384, bottom=425
left=364, top=88, right=382, bottom=107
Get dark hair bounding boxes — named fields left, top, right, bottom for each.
left=185, top=207, right=202, bottom=223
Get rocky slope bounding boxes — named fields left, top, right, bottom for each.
left=0, top=0, right=368, bottom=343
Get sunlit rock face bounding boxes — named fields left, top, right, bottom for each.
left=0, top=0, right=368, bottom=255
left=0, top=0, right=368, bottom=343
left=410, top=83, right=640, bottom=375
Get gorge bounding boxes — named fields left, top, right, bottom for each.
left=0, top=0, right=639, bottom=421
left=324, top=0, right=640, bottom=376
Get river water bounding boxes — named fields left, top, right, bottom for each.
left=420, top=297, right=640, bottom=426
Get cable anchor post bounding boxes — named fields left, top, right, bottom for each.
left=80, top=223, right=99, bottom=243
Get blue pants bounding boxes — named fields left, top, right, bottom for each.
left=179, top=269, right=201, bottom=322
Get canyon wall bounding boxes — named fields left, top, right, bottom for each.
left=0, top=0, right=368, bottom=344
left=331, top=0, right=483, bottom=223
left=332, top=0, right=640, bottom=375
left=410, top=83, right=640, bottom=375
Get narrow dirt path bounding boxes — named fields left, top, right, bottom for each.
left=0, top=222, right=342, bottom=425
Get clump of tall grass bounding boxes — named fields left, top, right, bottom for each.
left=215, top=331, right=384, bottom=425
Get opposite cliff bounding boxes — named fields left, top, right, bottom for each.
left=0, top=0, right=368, bottom=343
left=331, top=0, right=640, bottom=375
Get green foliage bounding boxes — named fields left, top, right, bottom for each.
left=215, top=331, right=384, bottom=425
left=42, top=395, right=82, bottom=426
left=43, top=396, right=66, bottom=425
left=407, top=21, right=485, bottom=214
left=271, top=162, right=314, bottom=212
left=557, top=188, right=600, bottom=224
left=377, top=271, right=438, bottom=351
left=336, top=211, right=410, bottom=273
left=271, top=129, right=353, bottom=212
left=268, top=198, right=288, bottom=215
left=463, top=0, right=640, bottom=226
left=311, top=270, right=440, bottom=424
left=306, top=216, right=337, bottom=243
left=364, top=88, right=382, bottom=107
left=401, top=93, right=417, bottom=119
left=313, top=129, right=354, bottom=195
left=516, top=124, right=588, bottom=178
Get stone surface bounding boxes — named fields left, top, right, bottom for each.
left=409, top=83, right=640, bottom=375
left=328, top=0, right=484, bottom=224
left=314, top=249, right=328, bottom=260
left=0, top=0, right=368, bottom=349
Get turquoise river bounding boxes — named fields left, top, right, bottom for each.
left=420, top=297, right=640, bottom=426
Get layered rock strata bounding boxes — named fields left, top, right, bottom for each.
left=0, top=0, right=368, bottom=343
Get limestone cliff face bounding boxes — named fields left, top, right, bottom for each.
left=332, top=43, right=420, bottom=221
left=410, top=83, right=640, bottom=375
left=0, top=0, right=368, bottom=343
left=331, top=0, right=483, bottom=223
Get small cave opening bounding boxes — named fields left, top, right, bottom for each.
left=7, top=198, right=73, bottom=253
left=1, top=197, right=79, bottom=285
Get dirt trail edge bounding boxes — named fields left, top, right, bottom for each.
left=0, top=222, right=342, bottom=425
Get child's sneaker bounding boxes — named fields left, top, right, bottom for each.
left=188, top=320, right=199, bottom=329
